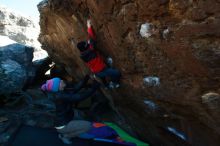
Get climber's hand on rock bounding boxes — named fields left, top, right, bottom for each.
left=87, top=19, right=92, bottom=28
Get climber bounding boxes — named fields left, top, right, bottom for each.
left=40, top=76, right=104, bottom=134
left=76, top=19, right=121, bottom=89
left=40, top=76, right=129, bottom=145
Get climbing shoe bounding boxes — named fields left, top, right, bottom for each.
left=108, top=81, right=120, bottom=89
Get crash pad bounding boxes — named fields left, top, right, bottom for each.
left=5, top=125, right=135, bottom=146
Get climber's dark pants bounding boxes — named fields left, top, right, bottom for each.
left=96, top=68, right=121, bottom=84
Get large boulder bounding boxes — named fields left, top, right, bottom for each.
left=0, top=43, right=34, bottom=95
left=38, top=0, right=220, bottom=145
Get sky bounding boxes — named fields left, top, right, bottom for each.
left=0, top=0, right=42, bottom=22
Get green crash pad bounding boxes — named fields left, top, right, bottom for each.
left=105, top=122, right=149, bottom=146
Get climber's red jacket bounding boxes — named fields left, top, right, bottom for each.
left=80, top=26, right=106, bottom=73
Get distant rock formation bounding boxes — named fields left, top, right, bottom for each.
left=0, top=5, right=47, bottom=60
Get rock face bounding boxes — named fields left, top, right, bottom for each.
left=38, top=0, right=220, bottom=145
left=0, top=44, right=34, bottom=95
left=0, top=5, right=47, bottom=60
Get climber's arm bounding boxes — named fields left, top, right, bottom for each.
left=87, top=19, right=96, bottom=41
left=87, top=19, right=97, bottom=50
left=70, top=75, right=90, bottom=93
left=55, top=81, right=100, bottom=102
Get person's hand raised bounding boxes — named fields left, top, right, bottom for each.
left=87, top=19, right=92, bottom=28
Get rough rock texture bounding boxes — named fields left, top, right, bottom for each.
left=0, top=44, right=34, bottom=95
left=0, top=5, right=47, bottom=60
left=38, top=0, right=220, bottom=145
left=0, top=88, right=55, bottom=144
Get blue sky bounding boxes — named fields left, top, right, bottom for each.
left=0, top=0, right=42, bottom=22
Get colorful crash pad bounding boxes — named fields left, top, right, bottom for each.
left=5, top=125, right=137, bottom=146
left=105, top=122, right=149, bottom=146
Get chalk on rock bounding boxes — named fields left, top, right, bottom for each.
left=201, top=92, right=220, bottom=111
left=144, top=99, right=158, bottom=111
left=162, top=28, right=169, bottom=39
left=201, top=92, right=220, bottom=103
left=140, top=23, right=152, bottom=38
left=167, top=127, right=187, bottom=141
left=143, top=76, right=160, bottom=86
